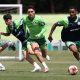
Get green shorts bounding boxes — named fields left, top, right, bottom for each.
left=28, top=37, right=47, bottom=50
left=65, top=41, right=80, bottom=52
left=22, top=40, right=27, bottom=50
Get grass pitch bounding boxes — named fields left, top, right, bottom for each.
left=0, top=51, right=80, bottom=80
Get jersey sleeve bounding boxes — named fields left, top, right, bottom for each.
left=38, top=16, right=45, bottom=26
left=57, top=18, right=68, bottom=28
left=25, top=27, right=30, bottom=39
left=13, top=20, right=20, bottom=29
left=6, top=26, right=11, bottom=34
left=37, top=16, right=47, bottom=36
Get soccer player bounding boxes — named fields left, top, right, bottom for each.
left=0, top=40, right=14, bottom=71
left=23, top=6, right=50, bottom=60
left=0, top=43, right=7, bottom=71
left=48, top=7, right=80, bottom=61
left=0, top=14, right=49, bottom=72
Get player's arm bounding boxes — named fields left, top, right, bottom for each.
left=0, top=41, right=14, bottom=53
left=48, top=19, right=68, bottom=42
left=48, top=22, right=59, bottom=42
left=0, top=32, right=10, bottom=36
left=36, top=26, right=46, bottom=37
left=0, top=26, right=11, bottom=36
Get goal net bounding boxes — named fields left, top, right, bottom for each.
left=0, top=4, right=23, bottom=61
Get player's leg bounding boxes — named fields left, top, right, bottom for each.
left=22, top=42, right=41, bottom=72
left=0, top=43, right=8, bottom=53
left=31, top=42, right=49, bottom=72
left=39, top=38, right=50, bottom=60
left=40, top=44, right=50, bottom=61
left=0, top=41, right=14, bottom=53
left=0, top=42, right=15, bottom=71
left=65, top=41, right=80, bottom=61
left=29, top=38, right=50, bottom=60
left=69, top=45, right=79, bottom=61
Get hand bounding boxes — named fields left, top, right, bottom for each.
left=48, top=35, right=53, bottom=42
left=0, top=32, right=3, bottom=35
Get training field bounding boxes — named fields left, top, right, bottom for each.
left=0, top=14, right=80, bottom=80
left=0, top=50, right=80, bottom=80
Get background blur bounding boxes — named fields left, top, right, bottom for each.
left=0, top=0, right=80, bottom=13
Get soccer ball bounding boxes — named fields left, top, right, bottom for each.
left=68, top=65, right=78, bottom=75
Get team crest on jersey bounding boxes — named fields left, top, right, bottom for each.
left=32, top=21, right=38, bottom=26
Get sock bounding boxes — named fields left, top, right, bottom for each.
left=0, top=63, right=4, bottom=67
left=46, top=55, right=50, bottom=60
left=8, top=41, right=12, bottom=46
left=0, top=63, right=5, bottom=70
left=33, top=62, right=40, bottom=68
left=42, top=62, right=48, bottom=68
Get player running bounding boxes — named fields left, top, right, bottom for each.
left=23, top=6, right=50, bottom=60
left=48, top=7, right=80, bottom=61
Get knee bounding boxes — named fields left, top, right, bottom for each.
left=69, top=45, right=78, bottom=53
left=34, top=50, right=40, bottom=55
left=31, top=43, right=39, bottom=49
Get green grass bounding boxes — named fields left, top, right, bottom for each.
left=0, top=51, right=80, bottom=80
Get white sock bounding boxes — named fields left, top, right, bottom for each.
left=42, top=62, right=48, bottom=68
left=8, top=41, right=12, bottom=46
left=33, top=62, right=40, bottom=68
left=46, top=55, right=50, bottom=60
left=0, top=63, right=4, bottom=67
left=0, top=63, right=5, bottom=70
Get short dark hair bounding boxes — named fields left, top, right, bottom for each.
left=3, top=14, right=12, bottom=20
left=27, top=5, right=35, bottom=11
left=69, top=6, right=78, bottom=11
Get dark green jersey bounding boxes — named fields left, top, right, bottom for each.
left=57, top=16, right=78, bottom=28
left=56, top=16, right=80, bottom=41
left=6, top=20, right=20, bottom=35
left=6, top=19, right=26, bottom=43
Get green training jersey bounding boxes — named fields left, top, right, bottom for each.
left=23, top=15, right=46, bottom=39
left=57, top=16, right=78, bottom=28
left=6, top=19, right=29, bottom=43
left=58, top=16, right=80, bottom=41
left=6, top=19, right=20, bottom=34
left=57, top=17, right=68, bottom=28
